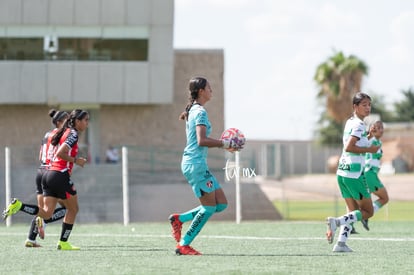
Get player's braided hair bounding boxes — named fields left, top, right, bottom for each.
left=179, top=77, right=207, bottom=121
left=51, top=109, right=88, bottom=146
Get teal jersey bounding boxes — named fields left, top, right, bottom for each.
left=182, top=104, right=211, bottom=164
left=337, top=115, right=370, bottom=179
left=365, top=137, right=382, bottom=173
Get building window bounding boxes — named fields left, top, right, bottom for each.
left=0, top=37, right=148, bottom=61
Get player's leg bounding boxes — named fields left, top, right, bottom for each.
left=373, top=187, right=389, bottom=211
left=26, top=172, right=45, bottom=247
left=57, top=194, right=79, bottom=250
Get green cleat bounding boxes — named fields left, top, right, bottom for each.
left=57, top=241, right=80, bottom=251
left=2, top=198, right=22, bottom=220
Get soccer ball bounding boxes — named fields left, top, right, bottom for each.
left=220, top=128, right=246, bottom=151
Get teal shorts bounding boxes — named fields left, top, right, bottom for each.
left=337, top=174, right=371, bottom=200
left=364, top=169, right=384, bottom=193
left=181, top=162, right=221, bottom=198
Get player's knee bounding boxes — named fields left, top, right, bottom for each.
left=215, top=203, right=227, bottom=213
left=201, top=205, right=216, bottom=215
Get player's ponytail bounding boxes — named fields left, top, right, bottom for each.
left=179, top=77, right=207, bottom=121
left=51, top=109, right=86, bottom=146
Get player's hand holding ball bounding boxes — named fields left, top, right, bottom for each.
left=221, top=128, right=246, bottom=152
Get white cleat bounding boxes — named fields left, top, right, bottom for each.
left=333, top=243, right=353, bottom=252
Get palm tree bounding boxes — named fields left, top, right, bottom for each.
left=394, top=87, right=414, bottom=121
left=314, top=51, right=369, bottom=124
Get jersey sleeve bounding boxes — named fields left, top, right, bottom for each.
left=194, top=109, right=208, bottom=126
left=350, top=121, right=365, bottom=139
left=64, top=129, right=79, bottom=148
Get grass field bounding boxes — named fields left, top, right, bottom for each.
left=1, top=220, right=413, bottom=274
left=274, top=201, right=414, bottom=221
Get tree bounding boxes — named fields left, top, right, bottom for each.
left=370, top=93, right=396, bottom=122
left=393, top=87, right=414, bottom=121
left=314, top=112, right=343, bottom=145
left=314, top=51, right=369, bottom=124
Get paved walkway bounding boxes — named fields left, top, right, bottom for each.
left=256, top=174, right=414, bottom=201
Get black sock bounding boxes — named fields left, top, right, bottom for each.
left=45, top=207, right=66, bottom=223
left=60, top=222, right=73, bottom=242
left=20, top=203, right=39, bottom=215
left=27, top=216, right=38, bottom=241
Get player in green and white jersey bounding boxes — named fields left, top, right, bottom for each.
left=361, top=120, right=389, bottom=231
left=326, top=92, right=380, bottom=252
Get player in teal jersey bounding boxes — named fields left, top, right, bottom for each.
left=169, top=77, right=244, bottom=255
left=326, top=92, right=380, bottom=252
left=361, top=120, right=389, bottom=230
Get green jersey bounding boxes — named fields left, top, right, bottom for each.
left=365, top=137, right=382, bottom=173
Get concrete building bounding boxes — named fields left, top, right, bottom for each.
left=0, top=0, right=225, bottom=163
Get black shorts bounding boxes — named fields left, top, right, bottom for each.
left=42, top=170, right=77, bottom=199
left=35, top=167, right=47, bottom=195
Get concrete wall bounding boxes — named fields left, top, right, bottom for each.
left=0, top=49, right=226, bottom=162
left=0, top=0, right=174, bottom=104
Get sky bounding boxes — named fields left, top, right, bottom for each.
left=173, top=0, right=414, bottom=140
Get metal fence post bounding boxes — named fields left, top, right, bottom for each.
left=235, top=151, right=241, bottom=224
left=5, top=147, right=12, bottom=227
left=122, top=146, right=129, bottom=226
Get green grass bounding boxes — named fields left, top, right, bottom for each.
left=1, top=221, right=413, bottom=274
left=274, top=200, right=414, bottom=221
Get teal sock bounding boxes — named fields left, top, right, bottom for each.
left=179, top=206, right=202, bottom=223
left=181, top=205, right=216, bottom=246
left=216, top=204, right=227, bottom=213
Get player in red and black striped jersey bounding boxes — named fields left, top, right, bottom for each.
left=4, top=109, right=89, bottom=250
left=25, top=109, right=69, bottom=248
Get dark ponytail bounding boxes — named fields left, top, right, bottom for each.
left=179, top=77, right=207, bottom=121
left=51, top=109, right=88, bottom=146
left=49, top=109, right=68, bottom=127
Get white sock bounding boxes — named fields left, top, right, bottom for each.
left=337, top=224, right=352, bottom=243
left=373, top=201, right=381, bottom=213
left=338, top=211, right=359, bottom=225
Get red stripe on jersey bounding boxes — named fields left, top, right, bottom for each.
left=49, top=128, right=79, bottom=174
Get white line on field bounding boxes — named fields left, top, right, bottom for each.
left=1, top=232, right=413, bottom=242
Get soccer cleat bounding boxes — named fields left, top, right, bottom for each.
left=36, top=216, right=45, bottom=240
left=326, top=217, right=338, bottom=244
left=361, top=219, right=370, bottom=231
left=332, top=243, right=354, bottom=252
left=57, top=241, right=80, bottom=250
left=175, top=245, right=202, bottom=255
left=2, top=198, right=22, bottom=220
left=25, top=240, right=42, bottom=248
left=168, top=214, right=183, bottom=243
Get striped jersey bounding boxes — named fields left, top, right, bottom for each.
left=39, top=128, right=59, bottom=168
left=337, top=115, right=370, bottom=179
left=49, top=128, right=79, bottom=174
left=365, top=137, right=382, bottom=173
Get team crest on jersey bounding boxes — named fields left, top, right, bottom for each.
left=206, top=181, right=213, bottom=188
